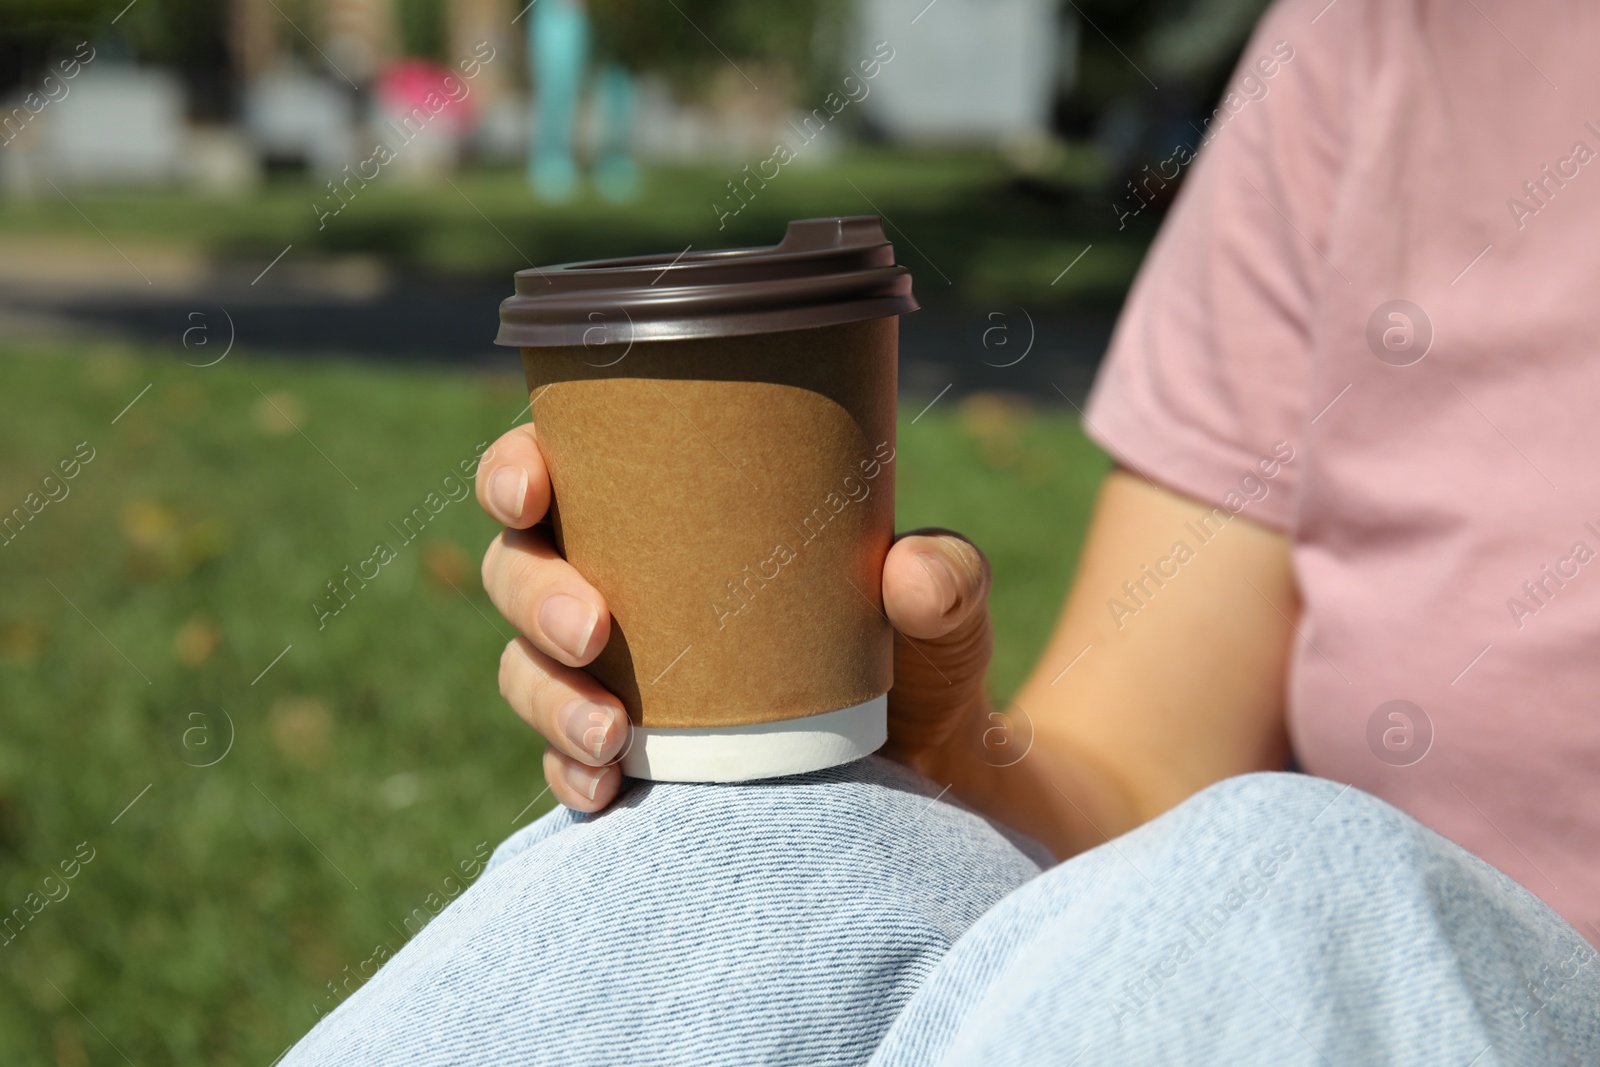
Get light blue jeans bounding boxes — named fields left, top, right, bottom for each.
left=282, top=761, right=1599, bottom=1065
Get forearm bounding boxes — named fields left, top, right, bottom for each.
left=923, top=719, right=1144, bottom=861
left=922, top=470, right=1298, bottom=861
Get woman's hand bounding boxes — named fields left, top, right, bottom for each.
left=476, top=422, right=995, bottom=813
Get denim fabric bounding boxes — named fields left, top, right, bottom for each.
left=283, top=766, right=1600, bottom=1066
left=280, top=756, right=1049, bottom=1066
left=868, top=772, right=1600, bottom=1067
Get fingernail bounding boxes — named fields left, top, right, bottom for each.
left=488, top=465, right=528, bottom=523
left=915, top=551, right=959, bottom=615
left=540, top=594, right=600, bottom=661
left=561, top=699, right=619, bottom=762
left=564, top=760, right=606, bottom=801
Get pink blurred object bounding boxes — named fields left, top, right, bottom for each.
left=375, top=59, right=475, bottom=129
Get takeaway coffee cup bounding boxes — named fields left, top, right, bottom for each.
left=496, top=216, right=917, bottom=783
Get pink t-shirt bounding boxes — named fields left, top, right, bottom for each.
left=1085, top=0, right=1600, bottom=943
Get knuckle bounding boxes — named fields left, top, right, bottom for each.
left=498, top=550, right=549, bottom=629
left=497, top=640, right=521, bottom=700
left=499, top=638, right=564, bottom=733
left=518, top=659, right=565, bottom=733
left=480, top=533, right=503, bottom=591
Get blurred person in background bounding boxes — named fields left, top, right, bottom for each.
left=526, top=0, right=587, bottom=201
left=285, top=0, right=1600, bottom=1063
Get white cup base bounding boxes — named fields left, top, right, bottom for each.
left=619, top=695, right=888, bottom=783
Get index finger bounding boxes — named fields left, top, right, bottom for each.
left=475, top=422, right=553, bottom=529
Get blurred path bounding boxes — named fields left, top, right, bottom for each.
left=0, top=239, right=1114, bottom=404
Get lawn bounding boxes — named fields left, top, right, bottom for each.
left=0, top=150, right=1152, bottom=306
left=0, top=338, right=1107, bottom=1064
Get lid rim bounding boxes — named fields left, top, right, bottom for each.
left=496, top=296, right=918, bottom=348
left=497, top=216, right=918, bottom=346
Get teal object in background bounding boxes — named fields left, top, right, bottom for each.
left=593, top=62, right=640, bottom=203
left=528, top=0, right=589, bottom=202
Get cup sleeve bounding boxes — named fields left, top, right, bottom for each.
left=1082, top=0, right=1360, bottom=533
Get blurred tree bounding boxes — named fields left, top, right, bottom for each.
left=1142, top=0, right=1272, bottom=79
left=1038, top=0, right=1273, bottom=230
left=396, top=0, right=447, bottom=61
left=0, top=0, right=117, bottom=92
left=0, top=0, right=111, bottom=45
left=586, top=0, right=853, bottom=101
left=1055, top=0, right=1269, bottom=116
left=0, top=0, right=233, bottom=118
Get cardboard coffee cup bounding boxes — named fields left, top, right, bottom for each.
left=496, top=216, right=917, bottom=782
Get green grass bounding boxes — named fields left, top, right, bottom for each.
left=1, top=150, right=1153, bottom=304
left=0, top=340, right=1106, bottom=1064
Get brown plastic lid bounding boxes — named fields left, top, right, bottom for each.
left=496, top=215, right=918, bottom=347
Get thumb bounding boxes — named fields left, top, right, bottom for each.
left=881, top=530, right=993, bottom=762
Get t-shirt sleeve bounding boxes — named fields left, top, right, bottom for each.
left=1082, top=0, right=1358, bottom=532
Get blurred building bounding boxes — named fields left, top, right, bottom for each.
left=857, top=0, right=1062, bottom=144
left=241, top=63, right=358, bottom=176
left=0, top=0, right=1090, bottom=194
left=37, top=66, right=185, bottom=185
